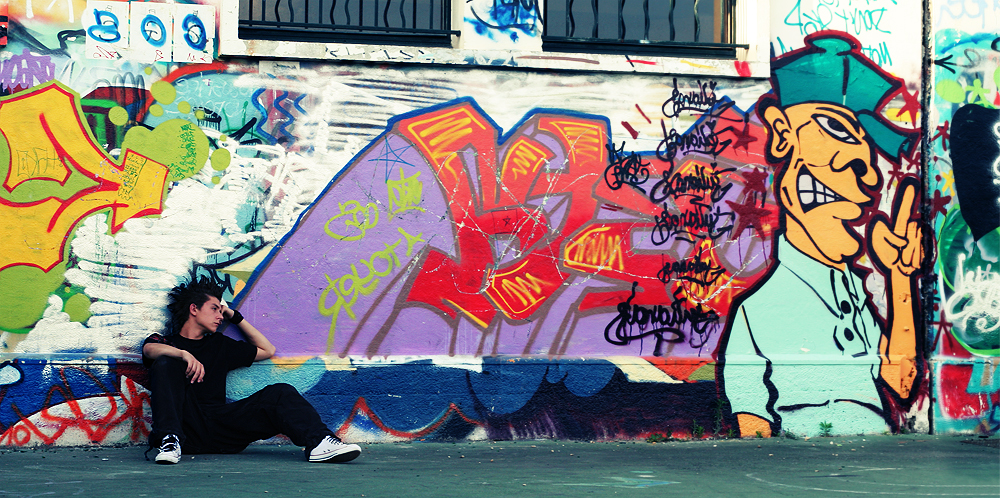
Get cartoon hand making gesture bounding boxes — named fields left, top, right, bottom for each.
left=868, top=177, right=922, bottom=399
left=869, top=178, right=923, bottom=276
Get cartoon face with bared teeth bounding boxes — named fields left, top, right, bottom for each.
left=761, top=102, right=882, bottom=269
left=721, top=32, right=923, bottom=439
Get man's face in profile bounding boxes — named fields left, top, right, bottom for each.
left=191, top=295, right=224, bottom=333
left=764, top=102, right=882, bottom=265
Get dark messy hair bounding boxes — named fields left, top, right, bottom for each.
left=165, top=276, right=223, bottom=334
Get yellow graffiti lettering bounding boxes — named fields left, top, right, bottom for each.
left=498, top=272, right=549, bottom=310
left=485, top=256, right=561, bottom=318
left=324, top=200, right=379, bottom=241
left=406, top=106, right=490, bottom=161
left=316, top=239, right=411, bottom=352
left=367, top=240, right=403, bottom=278
left=387, top=168, right=425, bottom=214
left=14, top=147, right=67, bottom=185
left=0, top=82, right=169, bottom=272
left=421, top=115, right=475, bottom=154
left=318, top=274, right=356, bottom=353
left=564, top=226, right=625, bottom=272
left=404, top=106, right=490, bottom=185
left=319, top=274, right=357, bottom=321
left=501, top=137, right=552, bottom=183
left=540, top=119, right=605, bottom=165
left=397, top=227, right=425, bottom=257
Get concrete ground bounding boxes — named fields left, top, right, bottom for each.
left=0, top=434, right=997, bottom=497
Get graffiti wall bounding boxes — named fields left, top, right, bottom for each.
left=771, top=0, right=923, bottom=78
left=928, top=0, right=1000, bottom=435
left=0, top=0, right=950, bottom=448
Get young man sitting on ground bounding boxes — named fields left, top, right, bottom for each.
left=142, top=276, right=361, bottom=464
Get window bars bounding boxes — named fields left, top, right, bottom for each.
left=239, top=0, right=457, bottom=47
left=238, top=0, right=746, bottom=57
left=543, top=0, right=745, bottom=57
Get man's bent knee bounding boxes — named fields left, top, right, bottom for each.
left=262, top=383, right=298, bottom=395
left=257, top=383, right=306, bottom=403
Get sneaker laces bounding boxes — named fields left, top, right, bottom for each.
left=307, top=435, right=342, bottom=454
left=160, top=435, right=180, bottom=452
left=145, top=435, right=179, bottom=461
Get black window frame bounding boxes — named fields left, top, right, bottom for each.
left=236, top=0, right=748, bottom=58
left=238, top=0, right=459, bottom=47
left=542, top=0, right=746, bottom=58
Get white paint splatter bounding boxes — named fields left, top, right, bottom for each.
left=945, top=254, right=1000, bottom=337
left=0, top=363, right=21, bottom=386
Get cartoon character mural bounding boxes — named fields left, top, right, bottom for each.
left=719, top=32, right=923, bottom=437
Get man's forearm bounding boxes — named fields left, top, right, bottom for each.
left=233, top=316, right=277, bottom=360
left=143, top=342, right=186, bottom=361
left=143, top=342, right=205, bottom=383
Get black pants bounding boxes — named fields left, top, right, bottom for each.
left=149, top=356, right=333, bottom=454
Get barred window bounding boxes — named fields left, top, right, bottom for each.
left=544, top=0, right=742, bottom=57
left=237, top=0, right=746, bottom=57
left=239, top=0, right=457, bottom=47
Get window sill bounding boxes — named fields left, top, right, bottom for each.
left=220, top=37, right=767, bottom=79
left=238, top=25, right=459, bottom=48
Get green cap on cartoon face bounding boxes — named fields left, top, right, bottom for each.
left=772, top=34, right=917, bottom=160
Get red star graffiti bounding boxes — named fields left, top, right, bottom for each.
left=901, top=150, right=920, bottom=172
left=726, top=197, right=771, bottom=240
left=895, top=86, right=920, bottom=127
left=732, top=121, right=759, bottom=155
left=932, top=121, right=950, bottom=151
left=742, top=167, right=768, bottom=195
left=929, top=189, right=952, bottom=218
left=886, top=161, right=905, bottom=191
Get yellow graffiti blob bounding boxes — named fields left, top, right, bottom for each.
left=0, top=82, right=170, bottom=272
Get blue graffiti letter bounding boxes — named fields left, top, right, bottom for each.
left=87, top=9, right=121, bottom=43
left=141, top=14, right=167, bottom=47
left=182, top=14, right=207, bottom=51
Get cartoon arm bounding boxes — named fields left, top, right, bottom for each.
left=868, top=179, right=922, bottom=399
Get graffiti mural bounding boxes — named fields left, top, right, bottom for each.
left=465, top=0, right=541, bottom=45
left=0, top=359, right=150, bottom=446
left=236, top=98, right=774, bottom=360
left=771, top=0, right=922, bottom=77
left=0, top=0, right=973, bottom=447
left=720, top=32, right=924, bottom=437
left=929, top=17, right=1000, bottom=434
left=0, top=81, right=172, bottom=341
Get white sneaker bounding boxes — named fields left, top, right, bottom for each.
left=308, top=435, right=361, bottom=463
left=155, top=434, right=181, bottom=464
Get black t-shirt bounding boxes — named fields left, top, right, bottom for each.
left=143, top=332, right=257, bottom=407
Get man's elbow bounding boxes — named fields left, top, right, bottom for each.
left=257, top=346, right=277, bottom=361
